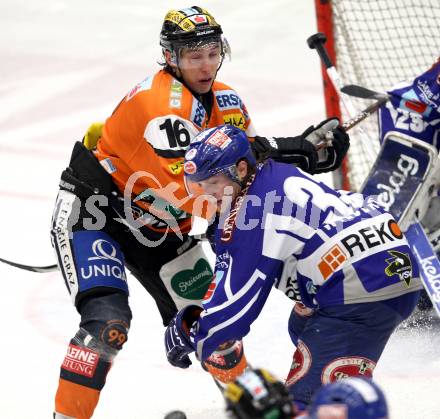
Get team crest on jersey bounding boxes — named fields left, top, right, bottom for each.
left=385, top=250, right=412, bottom=286
left=285, top=341, right=312, bottom=386
left=321, top=357, right=376, bottom=384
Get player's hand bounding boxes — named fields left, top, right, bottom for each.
left=303, top=117, right=350, bottom=173
left=164, top=305, right=201, bottom=368
left=251, top=135, right=318, bottom=173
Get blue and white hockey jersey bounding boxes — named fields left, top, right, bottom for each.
left=192, top=160, right=421, bottom=361
left=379, top=59, right=440, bottom=147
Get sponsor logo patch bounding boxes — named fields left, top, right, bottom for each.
left=215, top=251, right=230, bottom=270
left=221, top=175, right=255, bottom=242
left=73, top=231, right=129, bottom=295
left=321, top=356, right=376, bottom=384
left=169, top=79, right=183, bottom=108
left=168, top=160, right=184, bottom=175
left=215, top=90, right=243, bottom=110
left=340, top=219, right=403, bottom=258
left=81, top=239, right=126, bottom=282
left=376, top=154, right=419, bottom=213
left=184, top=160, right=197, bottom=175
left=223, top=113, right=246, bottom=129
left=170, top=258, right=213, bottom=300
left=185, top=148, right=197, bottom=161
left=191, top=14, right=207, bottom=24
left=204, top=270, right=223, bottom=303
left=206, top=129, right=232, bottom=149
left=191, top=99, right=206, bottom=128
left=318, top=245, right=348, bottom=280
left=126, top=75, right=153, bottom=101
left=62, top=344, right=100, bottom=378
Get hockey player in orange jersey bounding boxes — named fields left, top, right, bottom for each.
left=51, top=6, right=350, bottom=418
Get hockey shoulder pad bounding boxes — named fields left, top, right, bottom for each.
left=361, top=131, right=440, bottom=231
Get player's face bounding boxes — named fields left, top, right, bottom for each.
left=191, top=173, right=241, bottom=213
left=178, top=43, right=221, bottom=94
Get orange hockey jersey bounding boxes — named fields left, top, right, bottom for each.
left=94, top=69, right=256, bottom=235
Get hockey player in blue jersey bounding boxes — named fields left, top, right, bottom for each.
left=377, top=58, right=440, bottom=316
left=164, top=124, right=421, bottom=411
left=379, top=58, right=440, bottom=149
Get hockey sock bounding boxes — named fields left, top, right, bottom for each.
left=202, top=340, right=248, bottom=384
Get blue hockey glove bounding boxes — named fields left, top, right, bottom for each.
left=164, top=305, right=202, bottom=368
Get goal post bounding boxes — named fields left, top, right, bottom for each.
left=314, top=0, right=440, bottom=191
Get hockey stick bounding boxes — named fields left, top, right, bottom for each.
left=307, top=32, right=384, bottom=161
left=308, top=33, right=440, bottom=317
left=0, top=256, right=58, bottom=273
left=307, top=33, right=360, bottom=115
left=341, top=96, right=389, bottom=131
left=405, top=223, right=440, bottom=317
left=314, top=90, right=388, bottom=151
left=340, top=84, right=389, bottom=101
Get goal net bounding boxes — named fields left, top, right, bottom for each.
left=314, top=0, right=440, bottom=191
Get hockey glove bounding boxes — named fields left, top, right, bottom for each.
left=164, top=305, right=202, bottom=368
left=302, top=118, right=350, bottom=174
left=251, top=135, right=318, bottom=173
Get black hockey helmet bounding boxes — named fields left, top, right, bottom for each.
left=160, top=6, right=230, bottom=65
left=224, top=368, right=296, bottom=419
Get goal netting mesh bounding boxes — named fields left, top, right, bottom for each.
left=318, top=0, right=440, bottom=190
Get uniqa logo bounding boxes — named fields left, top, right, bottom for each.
left=88, top=239, right=121, bottom=262
left=376, top=154, right=419, bottom=212
left=81, top=239, right=126, bottom=281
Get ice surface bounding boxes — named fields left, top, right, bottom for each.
left=0, top=1, right=438, bottom=418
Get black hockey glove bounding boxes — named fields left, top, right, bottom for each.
left=251, top=135, right=318, bottom=173
left=302, top=117, right=350, bottom=174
